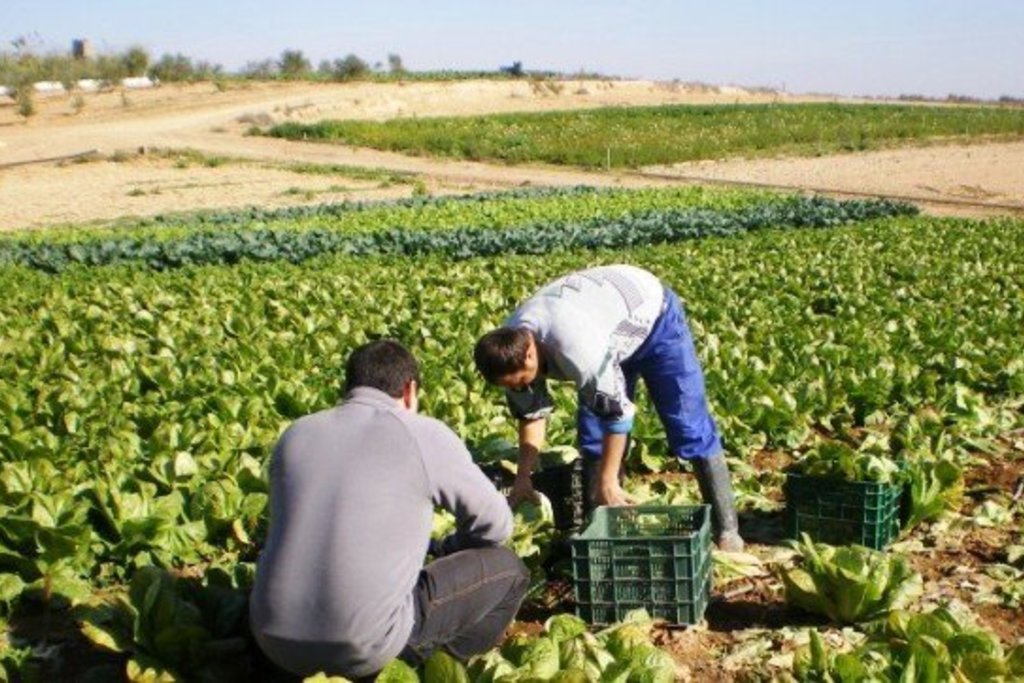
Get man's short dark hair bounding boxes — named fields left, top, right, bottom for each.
left=345, top=339, right=420, bottom=398
left=473, top=327, right=532, bottom=384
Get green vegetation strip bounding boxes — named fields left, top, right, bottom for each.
left=1, top=196, right=915, bottom=272
left=2, top=185, right=769, bottom=243
left=269, top=103, right=1024, bottom=168
left=2, top=186, right=599, bottom=242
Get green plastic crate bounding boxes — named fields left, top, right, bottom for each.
left=571, top=505, right=712, bottom=626
left=784, top=473, right=903, bottom=550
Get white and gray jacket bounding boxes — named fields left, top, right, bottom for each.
left=505, top=265, right=665, bottom=433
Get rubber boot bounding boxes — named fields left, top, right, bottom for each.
left=692, top=452, right=744, bottom=552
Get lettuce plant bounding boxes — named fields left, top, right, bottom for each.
left=903, top=457, right=963, bottom=528
left=792, top=629, right=888, bottom=682
left=792, top=609, right=1024, bottom=682
left=75, top=567, right=250, bottom=682
left=780, top=536, right=922, bottom=624
left=791, top=441, right=900, bottom=484
left=312, top=611, right=678, bottom=682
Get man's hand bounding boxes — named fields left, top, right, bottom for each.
left=592, top=431, right=633, bottom=507
left=594, top=477, right=635, bottom=507
left=510, top=417, right=546, bottom=508
left=508, top=473, right=541, bottom=508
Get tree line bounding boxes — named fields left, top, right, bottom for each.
left=0, top=40, right=409, bottom=88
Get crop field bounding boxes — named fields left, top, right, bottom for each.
left=268, top=103, right=1024, bottom=168
left=1, top=185, right=1023, bottom=681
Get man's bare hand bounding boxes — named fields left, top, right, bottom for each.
left=508, top=474, right=541, bottom=508
left=595, top=479, right=635, bottom=508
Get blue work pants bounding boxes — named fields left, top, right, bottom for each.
left=576, top=288, right=722, bottom=462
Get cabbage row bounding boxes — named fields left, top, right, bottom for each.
left=1, top=185, right=770, bottom=244
left=0, top=195, right=914, bottom=272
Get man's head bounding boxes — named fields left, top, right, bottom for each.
left=473, top=327, right=539, bottom=390
left=345, top=339, right=420, bottom=411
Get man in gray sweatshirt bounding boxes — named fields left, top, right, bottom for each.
left=250, top=340, right=528, bottom=679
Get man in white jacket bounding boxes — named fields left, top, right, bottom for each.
left=474, top=265, right=743, bottom=551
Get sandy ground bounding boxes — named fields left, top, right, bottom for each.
left=1, top=79, right=1022, bottom=231
left=2, top=157, right=424, bottom=228
left=642, top=141, right=1024, bottom=217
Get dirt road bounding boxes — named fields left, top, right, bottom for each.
left=1, top=79, right=1021, bottom=230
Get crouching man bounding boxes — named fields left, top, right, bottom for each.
left=251, top=340, right=529, bottom=680
left=473, top=264, right=744, bottom=551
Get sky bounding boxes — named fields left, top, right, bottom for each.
left=2, top=0, right=1022, bottom=99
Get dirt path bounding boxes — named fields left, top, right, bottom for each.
left=1, top=79, right=1022, bottom=230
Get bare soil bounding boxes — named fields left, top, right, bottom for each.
left=2, top=79, right=1023, bottom=231
left=651, top=450, right=1024, bottom=680
left=643, top=142, right=1024, bottom=218
left=887, top=450, right=1024, bottom=647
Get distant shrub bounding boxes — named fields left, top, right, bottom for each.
left=94, top=54, right=128, bottom=82
left=15, top=86, right=35, bottom=118
left=239, top=59, right=275, bottom=79
left=946, top=93, right=982, bottom=104
left=328, top=54, right=370, bottom=81
left=121, top=46, right=150, bottom=77
left=279, top=50, right=311, bottom=79
left=149, top=53, right=220, bottom=82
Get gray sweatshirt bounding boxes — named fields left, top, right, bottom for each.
left=249, top=387, right=513, bottom=678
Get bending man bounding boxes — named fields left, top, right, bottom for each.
left=473, top=264, right=743, bottom=551
left=251, top=340, right=528, bottom=679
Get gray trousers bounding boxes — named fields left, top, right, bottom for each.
left=398, top=546, right=530, bottom=668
